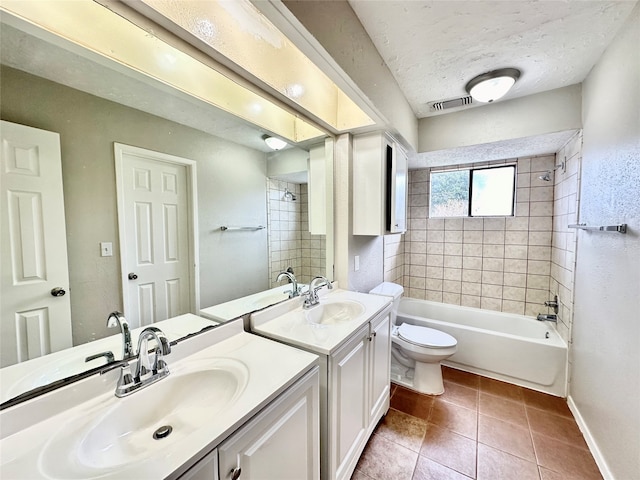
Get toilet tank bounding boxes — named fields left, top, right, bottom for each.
left=369, top=282, right=404, bottom=324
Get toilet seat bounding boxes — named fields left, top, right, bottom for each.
left=397, top=323, right=457, bottom=349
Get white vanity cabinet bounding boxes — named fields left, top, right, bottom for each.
left=250, top=289, right=392, bottom=480
left=329, top=310, right=391, bottom=480
left=178, top=450, right=218, bottom=480
left=353, top=131, right=408, bottom=235
left=217, top=367, right=320, bottom=480
left=179, top=367, right=320, bottom=480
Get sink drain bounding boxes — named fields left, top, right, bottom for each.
left=153, top=425, right=173, bottom=440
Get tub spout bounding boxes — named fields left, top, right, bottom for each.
left=537, top=314, right=557, bottom=322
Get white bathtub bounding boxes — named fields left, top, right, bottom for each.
left=397, top=298, right=568, bottom=397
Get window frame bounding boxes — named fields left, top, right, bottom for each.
left=429, top=164, right=516, bottom=218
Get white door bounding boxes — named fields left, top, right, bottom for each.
left=0, top=121, right=72, bottom=367
left=115, top=144, right=196, bottom=328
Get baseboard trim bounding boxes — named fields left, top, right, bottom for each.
left=567, top=395, right=614, bottom=480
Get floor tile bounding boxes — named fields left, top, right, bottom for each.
left=532, top=432, right=603, bottom=480
left=355, top=377, right=603, bottom=480
left=478, top=392, right=528, bottom=428
left=355, top=433, right=418, bottom=480
left=522, top=389, right=572, bottom=418
left=442, top=366, right=480, bottom=389
left=429, top=400, right=478, bottom=439
left=538, top=466, right=586, bottom=480
left=527, top=407, right=588, bottom=449
left=420, top=424, right=477, bottom=478
left=477, top=443, right=540, bottom=480
left=439, top=381, right=479, bottom=410
left=479, top=377, right=524, bottom=402
left=412, top=456, right=473, bottom=480
left=351, top=470, right=374, bottom=480
left=391, top=386, right=435, bottom=420
left=376, top=408, right=427, bottom=452
left=478, top=414, right=536, bottom=462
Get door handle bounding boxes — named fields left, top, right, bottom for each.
left=51, top=287, right=66, bottom=297
left=128, top=273, right=138, bottom=280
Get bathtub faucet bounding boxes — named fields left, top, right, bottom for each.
left=537, top=314, right=557, bottom=323
left=544, top=295, right=559, bottom=314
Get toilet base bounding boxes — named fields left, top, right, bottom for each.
left=390, top=357, right=446, bottom=395
left=413, top=361, right=445, bottom=395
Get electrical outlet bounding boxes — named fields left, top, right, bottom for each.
left=101, top=242, right=113, bottom=257
left=354, top=255, right=360, bottom=271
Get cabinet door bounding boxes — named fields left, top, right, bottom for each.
left=179, top=449, right=218, bottom=480
left=368, top=313, right=391, bottom=422
left=218, top=368, right=319, bottom=480
left=389, top=144, right=407, bottom=234
left=330, top=326, right=369, bottom=480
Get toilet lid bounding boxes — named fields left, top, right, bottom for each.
left=397, top=323, right=457, bottom=348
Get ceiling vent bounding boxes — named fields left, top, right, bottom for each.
left=429, top=95, right=473, bottom=112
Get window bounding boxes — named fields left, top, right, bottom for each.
left=429, top=165, right=515, bottom=218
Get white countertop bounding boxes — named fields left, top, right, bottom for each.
left=251, top=289, right=392, bottom=356
left=200, top=284, right=306, bottom=322
left=0, top=322, right=318, bottom=479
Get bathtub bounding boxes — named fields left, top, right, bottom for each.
left=397, top=298, right=568, bottom=397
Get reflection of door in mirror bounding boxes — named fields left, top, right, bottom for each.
left=0, top=121, right=72, bottom=367
left=115, top=144, right=197, bottom=328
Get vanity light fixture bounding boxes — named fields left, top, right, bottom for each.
left=465, top=68, right=521, bottom=103
left=263, top=135, right=288, bottom=150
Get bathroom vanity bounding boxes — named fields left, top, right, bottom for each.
left=250, top=288, right=392, bottom=480
left=0, top=321, right=320, bottom=480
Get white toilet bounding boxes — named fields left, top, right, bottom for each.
left=369, top=282, right=457, bottom=395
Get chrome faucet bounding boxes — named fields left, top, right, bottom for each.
left=303, top=276, right=333, bottom=309
left=276, top=270, right=300, bottom=298
left=85, top=351, right=115, bottom=364
left=107, top=311, right=134, bottom=360
left=114, top=326, right=171, bottom=397
left=537, top=313, right=557, bottom=323
left=134, top=327, right=171, bottom=381
left=544, top=295, right=559, bottom=314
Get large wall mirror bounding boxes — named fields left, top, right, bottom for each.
left=0, top=5, right=334, bottom=404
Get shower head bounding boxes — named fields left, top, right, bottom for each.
left=538, top=171, right=552, bottom=182
left=284, top=188, right=297, bottom=201
left=537, top=160, right=566, bottom=182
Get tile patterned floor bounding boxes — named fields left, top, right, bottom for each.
left=352, top=367, right=603, bottom=480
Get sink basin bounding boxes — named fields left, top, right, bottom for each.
left=39, top=358, right=249, bottom=477
left=305, top=300, right=365, bottom=326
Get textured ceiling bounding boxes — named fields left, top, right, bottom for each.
left=411, top=130, right=579, bottom=169
left=348, top=0, right=637, bottom=118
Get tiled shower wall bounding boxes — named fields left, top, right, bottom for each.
left=550, top=132, right=582, bottom=343
left=384, top=234, right=404, bottom=283
left=400, top=155, right=558, bottom=316
left=267, top=180, right=326, bottom=288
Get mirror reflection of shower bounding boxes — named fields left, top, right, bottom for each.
left=538, top=160, right=566, bottom=182
left=284, top=188, right=297, bottom=201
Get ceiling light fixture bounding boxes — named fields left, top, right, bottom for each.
left=263, top=135, right=288, bottom=150
left=465, top=68, right=521, bottom=103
